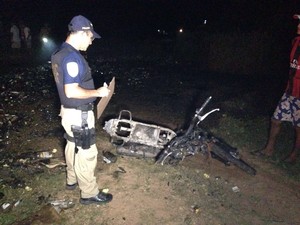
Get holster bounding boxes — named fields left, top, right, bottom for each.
left=69, top=125, right=95, bottom=150
left=63, top=105, right=95, bottom=150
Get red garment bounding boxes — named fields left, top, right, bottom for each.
left=286, top=36, right=300, bottom=98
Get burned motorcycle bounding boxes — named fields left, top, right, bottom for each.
left=103, top=110, right=176, bottom=158
left=156, top=96, right=256, bottom=175
left=103, top=97, right=256, bottom=176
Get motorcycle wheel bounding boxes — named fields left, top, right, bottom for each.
left=210, top=142, right=257, bottom=176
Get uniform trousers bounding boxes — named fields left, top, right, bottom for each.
left=60, top=106, right=99, bottom=198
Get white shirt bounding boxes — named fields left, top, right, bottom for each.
left=10, top=25, right=21, bottom=43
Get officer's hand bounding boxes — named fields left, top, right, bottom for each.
left=97, top=85, right=110, bottom=97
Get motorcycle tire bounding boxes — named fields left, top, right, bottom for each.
left=210, top=142, right=257, bottom=176
left=110, top=137, right=124, bottom=146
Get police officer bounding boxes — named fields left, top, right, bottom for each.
left=51, top=15, right=113, bottom=205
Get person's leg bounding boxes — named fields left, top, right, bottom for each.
left=64, top=140, right=77, bottom=185
left=74, top=110, right=99, bottom=198
left=283, top=94, right=300, bottom=163
left=75, top=144, right=99, bottom=198
left=259, top=93, right=292, bottom=156
left=261, top=118, right=281, bottom=156
left=284, top=126, right=300, bottom=162
left=61, top=107, right=78, bottom=186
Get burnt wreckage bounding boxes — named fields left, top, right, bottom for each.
left=104, top=97, right=256, bottom=175
left=104, top=110, right=176, bottom=158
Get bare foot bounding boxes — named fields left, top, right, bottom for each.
left=284, top=151, right=297, bottom=163
left=252, top=148, right=273, bottom=157
left=260, top=148, right=274, bottom=156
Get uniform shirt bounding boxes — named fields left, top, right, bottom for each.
left=51, top=42, right=96, bottom=108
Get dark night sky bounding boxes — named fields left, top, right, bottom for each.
left=1, top=0, right=300, bottom=39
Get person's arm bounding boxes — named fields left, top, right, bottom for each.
left=63, top=55, right=109, bottom=99
left=64, top=83, right=109, bottom=99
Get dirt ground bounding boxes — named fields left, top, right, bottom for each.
left=1, top=51, right=300, bottom=225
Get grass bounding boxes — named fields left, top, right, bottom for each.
left=0, top=168, right=66, bottom=225
left=211, top=115, right=270, bottom=150
left=209, top=114, right=300, bottom=180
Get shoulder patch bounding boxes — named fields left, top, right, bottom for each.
left=66, top=62, right=79, bottom=77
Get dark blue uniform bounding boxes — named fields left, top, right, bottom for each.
left=52, top=42, right=96, bottom=108
left=51, top=42, right=99, bottom=198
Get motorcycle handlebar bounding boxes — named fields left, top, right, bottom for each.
left=196, top=96, right=212, bottom=116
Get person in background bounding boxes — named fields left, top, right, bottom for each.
left=10, top=22, right=21, bottom=54
left=23, top=23, right=32, bottom=50
left=256, top=14, right=300, bottom=163
left=39, top=23, right=51, bottom=40
left=20, top=21, right=32, bottom=51
left=51, top=15, right=113, bottom=205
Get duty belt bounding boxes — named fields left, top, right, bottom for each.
left=64, top=103, right=94, bottom=111
left=64, top=102, right=95, bottom=150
